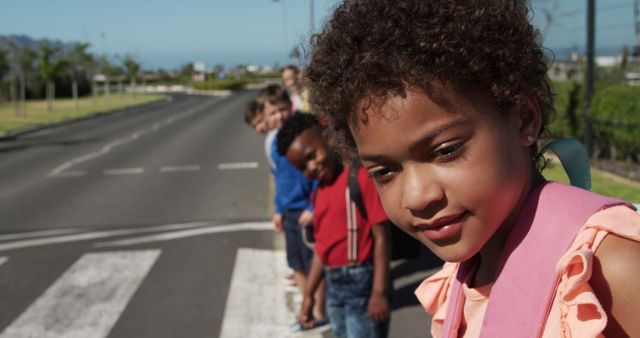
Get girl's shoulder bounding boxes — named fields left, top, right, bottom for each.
left=588, top=206, right=640, bottom=337
left=548, top=205, right=640, bottom=337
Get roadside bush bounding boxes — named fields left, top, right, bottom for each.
left=549, top=81, right=640, bottom=162
left=192, top=78, right=248, bottom=91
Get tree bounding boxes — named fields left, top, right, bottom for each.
left=123, top=55, right=141, bottom=97
left=98, top=56, right=118, bottom=103
left=16, top=47, right=37, bottom=116
left=0, top=47, right=10, bottom=110
left=38, top=42, right=68, bottom=112
left=289, top=46, right=302, bottom=65
left=67, top=43, right=92, bottom=110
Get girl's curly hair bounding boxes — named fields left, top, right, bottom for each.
left=305, top=0, right=552, bottom=162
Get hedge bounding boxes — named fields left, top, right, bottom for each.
left=549, top=81, right=640, bottom=161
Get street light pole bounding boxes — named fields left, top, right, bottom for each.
left=583, top=0, right=595, bottom=156
left=309, top=0, right=315, bottom=36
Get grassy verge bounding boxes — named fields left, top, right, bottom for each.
left=0, top=94, right=164, bottom=135
left=542, top=161, right=640, bottom=202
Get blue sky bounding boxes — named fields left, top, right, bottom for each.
left=1, top=0, right=637, bottom=70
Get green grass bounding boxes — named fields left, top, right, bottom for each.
left=542, top=162, right=640, bottom=202
left=0, top=94, right=164, bottom=135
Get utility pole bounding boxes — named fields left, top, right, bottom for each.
left=309, top=0, right=315, bottom=36
left=583, top=0, right=595, bottom=156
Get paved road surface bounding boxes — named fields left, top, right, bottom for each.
left=0, top=91, right=439, bottom=337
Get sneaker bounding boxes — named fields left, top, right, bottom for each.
left=283, top=273, right=296, bottom=286
left=290, top=318, right=331, bottom=336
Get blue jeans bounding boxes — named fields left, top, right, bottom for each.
left=324, top=263, right=389, bottom=338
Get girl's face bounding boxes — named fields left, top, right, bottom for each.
left=351, top=87, right=535, bottom=262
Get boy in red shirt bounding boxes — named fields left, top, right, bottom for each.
left=277, top=113, right=391, bottom=338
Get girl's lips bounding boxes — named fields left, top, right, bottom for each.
left=414, top=212, right=468, bottom=242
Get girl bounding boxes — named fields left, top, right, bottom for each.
left=304, top=0, right=640, bottom=337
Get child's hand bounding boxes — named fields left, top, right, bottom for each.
left=298, top=210, right=314, bottom=226
left=367, top=292, right=389, bottom=323
left=299, top=295, right=316, bottom=328
left=272, top=214, right=283, bottom=232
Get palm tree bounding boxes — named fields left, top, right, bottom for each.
left=38, top=42, right=68, bottom=112
left=122, top=55, right=140, bottom=98
left=98, top=56, right=116, bottom=104
left=15, top=47, right=37, bottom=116
left=67, top=43, right=92, bottom=110
left=0, top=47, right=10, bottom=111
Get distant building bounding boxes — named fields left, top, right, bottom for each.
left=548, top=60, right=581, bottom=82
left=192, top=62, right=207, bottom=82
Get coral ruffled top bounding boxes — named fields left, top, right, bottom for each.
left=415, top=206, right=640, bottom=338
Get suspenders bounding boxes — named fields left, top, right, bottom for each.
left=346, top=165, right=366, bottom=266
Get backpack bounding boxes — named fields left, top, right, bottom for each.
left=347, top=164, right=422, bottom=261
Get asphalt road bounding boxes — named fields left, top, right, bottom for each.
left=0, top=91, right=440, bottom=337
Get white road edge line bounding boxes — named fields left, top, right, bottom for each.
left=103, top=168, right=145, bottom=175
left=218, top=162, right=259, bottom=170
left=160, top=165, right=201, bottom=173
left=95, top=222, right=272, bottom=247
left=219, top=248, right=293, bottom=338
left=0, top=257, right=8, bottom=267
left=0, top=250, right=160, bottom=338
left=0, top=222, right=209, bottom=252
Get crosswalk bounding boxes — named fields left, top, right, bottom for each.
left=1, top=251, right=161, bottom=338
left=0, top=224, right=320, bottom=338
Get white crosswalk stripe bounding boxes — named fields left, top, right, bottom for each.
left=0, top=250, right=160, bottom=338
left=220, top=248, right=294, bottom=338
left=0, top=257, right=7, bottom=267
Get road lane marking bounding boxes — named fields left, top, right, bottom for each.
left=0, top=250, right=160, bottom=338
left=0, top=222, right=209, bottom=252
left=0, top=228, right=84, bottom=242
left=95, top=222, right=272, bottom=247
left=219, top=248, right=293, bottom=338
left=160, top=165, right=201, bottom=173
left=218, top=162, right=259, bottom=170
left=103, top=168, right=144, bottom=175
left=47, top=98, right=220, bottom=177
left=0, top=257, right=7, bottom=267
left=49, top=170, right=86, bottom=178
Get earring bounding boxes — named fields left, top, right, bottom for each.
left=526, top=135, right=535, bottom=144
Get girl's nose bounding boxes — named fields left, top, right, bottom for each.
left=401, top=166, right=444, bottom=212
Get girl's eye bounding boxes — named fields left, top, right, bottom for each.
left=367, top=167, right=395, bottom=184
left=433, top=142, right=465, bottom=161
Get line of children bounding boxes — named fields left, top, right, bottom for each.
left=243, top=84, right=329, bottom=333
left=304, top=0, right=640, bottom=337
left=277, top=113, right=392, bottom=338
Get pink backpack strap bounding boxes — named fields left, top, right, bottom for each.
left=441, top=261, right=474, bottom=338
left=480, top=182, right=633, bottom=337
left=440, top=182, right=633, bottom=338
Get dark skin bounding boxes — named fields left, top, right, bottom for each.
left=285, top=126, right=391, bottom=327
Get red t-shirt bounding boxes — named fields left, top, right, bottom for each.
left=313, top=166, right=389, bottom=267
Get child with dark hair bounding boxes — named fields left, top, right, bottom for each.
left=278, top=113, right=391, bottom=338
left=305, top=0, right=640, bottom=337
left=243, top=99, right=266, bottom=133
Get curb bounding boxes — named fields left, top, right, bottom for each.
left=0, top=95, right=170, bottom=141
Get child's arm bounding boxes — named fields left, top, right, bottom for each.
left=299, top=251, right=324, bottom=328
left=591, top=233, right=640, bottom=336
left=369, top=221, right=391, bottom=323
